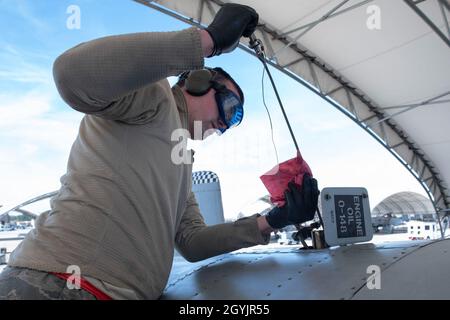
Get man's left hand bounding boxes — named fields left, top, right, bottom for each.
left=265, top=174, right=320, bottom=229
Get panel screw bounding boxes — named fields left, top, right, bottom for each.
left=362, top=193, right=368, bottom=198
left=325, top=194, right=331, bottom=200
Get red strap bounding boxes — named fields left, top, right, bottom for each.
left=51, top=272, right=113, bottom=300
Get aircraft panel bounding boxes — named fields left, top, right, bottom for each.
left=162, top=240, right=433, bottom=300
left=354, top=238, right=450, bottom=299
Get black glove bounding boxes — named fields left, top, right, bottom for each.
left=266, top=174, right=320, bottom=229
left=206, top=3, right=259, bottom=56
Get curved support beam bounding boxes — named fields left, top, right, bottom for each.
left=0, top=191, right=58, bottom=220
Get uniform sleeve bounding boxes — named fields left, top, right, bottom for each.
left=175, top=192, right=270, bottom=262
left=53, top=27, right=203, bottom=124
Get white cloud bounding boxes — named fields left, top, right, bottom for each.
left=0, top=82, right=82, bottom=210
left=0, top=67, right=51, bottom=85
left=0, top=43, right=52, bottom=85
left=0, top=109, right=82, bottom=210
left=0, top=90, right=52, bottom=124
left=15, top=0, right=50, bottom=32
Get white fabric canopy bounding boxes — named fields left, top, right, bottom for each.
left=135, top=0, right=450, bottom=216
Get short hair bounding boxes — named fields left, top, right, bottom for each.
left=176, top=67, right=244, bottom=104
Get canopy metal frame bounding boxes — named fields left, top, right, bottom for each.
left=404, top=0, right=450, bottom=48
left=0, top=191, right=58, bottom=220
left=133, top=0, right=449, bottom=236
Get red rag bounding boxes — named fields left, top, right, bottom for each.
left=260, top=151, right=312, bottom=207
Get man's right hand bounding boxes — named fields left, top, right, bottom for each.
left=206, top=3, right=259, bottom=56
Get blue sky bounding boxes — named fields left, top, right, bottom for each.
left=0, top=0, right=427, bottom=218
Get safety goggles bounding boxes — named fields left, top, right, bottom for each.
left=213, top=84, right=244, bottom=133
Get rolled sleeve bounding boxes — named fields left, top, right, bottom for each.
left=175, top=192, right=269, bottom=262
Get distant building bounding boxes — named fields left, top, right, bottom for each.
left=372, top=191, right=435, bottom=221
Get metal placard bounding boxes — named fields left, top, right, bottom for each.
left=321, top=188, right=373, bottom=246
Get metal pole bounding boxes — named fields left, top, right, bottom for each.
left=249, top=35, right=300, bottom=154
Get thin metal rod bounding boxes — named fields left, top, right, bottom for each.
left=438, top=209, right=445, bottom=238
left=404, top=0, right=450, bottom=47
left=380, top=99, right=450, bottom=110
left=316, top=207, right=325, bottom=229
left=0, top=237, right=26, bottom=242
left=438, top=0, right=450, bottom=11
left=280, top=0, right=374, bottom=37
left=133, top=0, right=199, bottom=25
left=260, top=57, right=300, bottom=154
left=0, top=191, right=58, bottom=216
left=370, top=91, right=450, bottom=127
left=271, top=0, right=350, bottom=60
left=250, top=35, right=300, bottom=154
left=438, top=0, right=450, bottom=38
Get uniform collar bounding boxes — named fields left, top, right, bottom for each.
left=172, top=85, right=189, bottom=131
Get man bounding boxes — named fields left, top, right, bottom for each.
left=0, top=4, right=318, bottom=299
